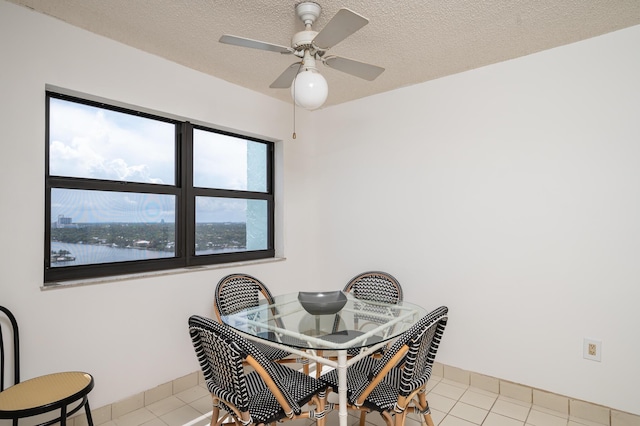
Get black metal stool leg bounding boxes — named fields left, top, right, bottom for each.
left=61, top=404, right=68, bottom=426
left=84, top=400, right=94, bottom=426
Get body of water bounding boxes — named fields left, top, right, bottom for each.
left=50, top=242, right=241, bottom=267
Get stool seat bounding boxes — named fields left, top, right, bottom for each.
left=0, top=371, right=94, bottom=424
left=1, top=306, right=95, bottom=426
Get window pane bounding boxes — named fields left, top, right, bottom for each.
left=195, top=197, right=268, bottom=255
left=50, top=189, right=176, bottom=267
left=49, top=97, right=175, bottom=185
left=193, top=129, right=267, bottom=192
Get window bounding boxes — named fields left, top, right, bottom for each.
left=45, top=92, right=274, bottom=283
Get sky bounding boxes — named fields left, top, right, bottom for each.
left=48, top=97, right=265, bottom=223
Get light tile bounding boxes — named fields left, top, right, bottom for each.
left=468, top=386, right=500, bottom=399
left=175, top=385, right=210, bottom=404
left=189, top=394, right=215, bottom=415
left=158, top=405, right=203, bottom=426
left=427, top=392, right=459, bottom=413
left=491, top=399, right=530, bottom=422
left=611, top=410, right=640, bottom=426
left=444, top=365, right=471, bottom=386
left=570, top=400, right=610, bottom=426
left=140, top=419, right=169, bottom=426
left=498, top=396, right=532, bottom=409
left=441, top=378, right=472, bottom=390
left=145, top=396, right=185, bottom=417
left=403, top=412, right=425, bottom=426
left=450, top=401, right=489, bottom=424
left=432, top=362, right=445, bottom=377
left=440, top=415, right=477, bottom=426
left=531, top=405, right=569, bottom=419
left=460, top=389, right=498, bottom=411
left=500, top=382, right=532, bottom=404
left=429, top=409, right=448, bottom=426
left=112, top=408, right=156, bottom=426
left=432, top=382, right=468, bottom=400
left=526, top=409, right=568, bottom=426
left=172, top=373, right=199, bottom=394
left=470, top=373, right=500, bottom=394
left=75, top=404, right=112, bottom=426
left=196, top=370, right=205, bottom=385
left=426, top=377, right=442, bottom=392
left=112, top=393, right=145, bottom=419
left=145, top=382, right=172, bottom=405
left=532, top=389, right=569, bottom=415
left=569, top=416, right=609, bottom=426
left=482, top=412, right=525, bottom=426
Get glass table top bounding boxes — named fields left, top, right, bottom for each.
left=221, top=291, right=428, bottom=351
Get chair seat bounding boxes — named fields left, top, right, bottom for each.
left=236, top=362, right=325, bottom=423
left=322, top=357, right=404, bottom=411
left=0, top=371, right=93, bottom=417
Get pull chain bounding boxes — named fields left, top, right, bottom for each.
left=292, top=99, right=296, bottom=139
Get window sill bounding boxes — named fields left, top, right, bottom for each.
left=41, top=257, right=286, bottom=290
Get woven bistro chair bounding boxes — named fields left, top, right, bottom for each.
left=319, top=306, right=448, bottom=426
left=214, top=273, right=309, bottom=373
left=343, top=271, right=403, bottom=305
left=0, top=306, right=95, bottom=426
left=188, top=315, right=327, bottom=426
left=342, top=271, right=403, bottom=354
left=314, top=272, right=404, bottom=378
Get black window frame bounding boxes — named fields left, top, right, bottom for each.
left=44, top=91, right=275, bottom=284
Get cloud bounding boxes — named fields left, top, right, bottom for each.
left=49, top=98, right=174, bottom=184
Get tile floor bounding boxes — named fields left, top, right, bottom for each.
left=100, top=373, right=612, bottom=426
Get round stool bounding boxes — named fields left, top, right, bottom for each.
left=0, top=371, right=94, bottom=426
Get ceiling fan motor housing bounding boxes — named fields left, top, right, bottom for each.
left=292, top=30, right=319, bottom=52
left=296, top=2, right=321, bottom=26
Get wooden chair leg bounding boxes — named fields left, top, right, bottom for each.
left=424, top=412, right=436, bottom=426
left=415, top=390, right=435, bottom=426
left=359, top=410, right=367, bottom=426
left=211, top=396, right=222, bottom=426
left=316, top=391, right=327, bottom=426
left=394, top=411, right=409, bottom=426
left=315, top=350, right=324, bottom=378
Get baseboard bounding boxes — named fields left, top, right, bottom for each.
left=72, top=363, right=640, bottom=426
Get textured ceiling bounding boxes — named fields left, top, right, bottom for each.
left=8, top=0, right=640, bottom=108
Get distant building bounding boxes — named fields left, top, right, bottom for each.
left=54, top=215, right=73, bottom=228
left=133, top=240, right=150, bottom=248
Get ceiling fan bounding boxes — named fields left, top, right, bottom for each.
left=219, top=1, right=385, bottom=110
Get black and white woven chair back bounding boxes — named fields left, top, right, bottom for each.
left=188, top=315, right=301, bottom=418
left=189, top=315, right=253, bottom=413
left=354, top=306, right=448, bottom=401
left=215, top=274, right=275, bottom=318
left=397, top=306, right=447, bottom=396
left=340, top=271, right=404, bottom=336
left=344, top=271, right=403, bottom=304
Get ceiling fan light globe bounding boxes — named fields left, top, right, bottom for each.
left=292, top=69, right=328, bottom=110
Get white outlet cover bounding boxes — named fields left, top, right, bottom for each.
left=583, top=338, right=602, bottom=362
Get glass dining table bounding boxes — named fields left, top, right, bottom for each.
left=220, top=291, right=429, bottom=426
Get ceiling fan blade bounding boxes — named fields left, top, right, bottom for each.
left=219, top=35, right=292, bottom=54
left=312, top=8, right=368, bottom=49
left=269, top=63, right=302, bottom=88
left=323, top=56, right=385, bottom=81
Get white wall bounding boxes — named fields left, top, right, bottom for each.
left=304, top=25, right=640, bottom=414
left=2, top=0, right=639, bottom=415
left=0, top=0, right=317, bottom=409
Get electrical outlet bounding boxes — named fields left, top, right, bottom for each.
left=583, top=338, right=602, bottom=362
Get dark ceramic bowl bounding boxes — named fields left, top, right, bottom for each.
left=298, top=291, right=347, bottom=315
